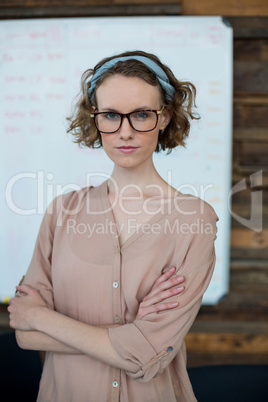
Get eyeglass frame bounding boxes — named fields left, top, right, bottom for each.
left=90, top=106, right=165, bottom=134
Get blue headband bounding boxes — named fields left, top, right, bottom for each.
left=87, top=55, right=175, bottom=102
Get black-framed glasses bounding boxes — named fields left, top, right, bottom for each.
left=90, top=106, right=165, bottom=134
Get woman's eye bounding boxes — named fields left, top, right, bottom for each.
left=134, top=111, right=149, bottom=119
left=104, top=112, right=120, bottom=120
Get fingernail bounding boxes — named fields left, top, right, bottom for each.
left=169, top=267, right=176, bottom=271
left=176, top=276, right=184, bottom=281
left=177, top=286, right=184, bottom=292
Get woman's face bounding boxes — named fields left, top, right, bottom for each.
left=95, top=74, right=171, bottom=170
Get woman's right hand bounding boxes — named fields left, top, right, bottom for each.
left=136, top=267, right=184, bottom=320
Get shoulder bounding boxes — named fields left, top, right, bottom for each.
left=170, top=193, right=219, bottom=240
left=45, top=185, right=96, bottom=218
left=173, top=193, right=218, bottom=223
left=59, top=185, right=95, bottom=208
left=164, top=195, right=218, bottom=252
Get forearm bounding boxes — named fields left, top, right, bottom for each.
left=16, top=322, right=121, bottom=354
left=34, top=307, right=138, bottom=373
left=16, top=329, right=82, bottom=354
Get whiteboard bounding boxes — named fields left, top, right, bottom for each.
left=0, top=16, right=232, bottom=304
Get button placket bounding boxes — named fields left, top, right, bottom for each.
left=110, top=366, right=120, bottom=401
left=112, top=240, right=122, bottom=326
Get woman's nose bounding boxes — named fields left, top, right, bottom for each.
left=118, top=116, right=135, bottom=139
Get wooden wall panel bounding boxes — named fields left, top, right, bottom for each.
left=234, top=62, right=268, bottom=95
left=233, top=128, right=268, bottom=142
left=0, top=2, right=181, bottom=18
left=234, top=142, right=268, bottom=166
left=234, top=105, right=268, bottom=127
left=182, top=0, right=268, bottom=16
left=234, top=39, right=268, bottom=61
left=114, top=0, right=178, bottom=3
left=234, top=39, right=268, bottom=95
left=228, top=17, right=268, bottom=39
left=187, top=333, right=268, bottom=354
left=231, top=229, right=268, bottom=249
left=0, top=0, right=113, bottom=6
left=0, top=0, right=179, bottom=5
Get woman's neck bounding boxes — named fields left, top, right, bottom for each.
left=108, top=163, right=176, bottom=199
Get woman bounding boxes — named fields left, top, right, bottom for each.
left=8, top=50, right=218, bottom=402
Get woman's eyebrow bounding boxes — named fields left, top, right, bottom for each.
left=132, top=106, right=153, bottom=111
left=97, top=107, right=119, bottom=112
left=98, top=106, right=154, bottom=113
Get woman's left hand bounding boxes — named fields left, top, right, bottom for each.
left=8, top=284, right=47, bottom=331
left=136, top=267, right=184, bottom=320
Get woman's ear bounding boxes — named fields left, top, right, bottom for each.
left=159, top=108, right=172, bottom=130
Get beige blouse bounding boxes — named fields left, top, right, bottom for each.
left=22, top=180, right=218, bottom=402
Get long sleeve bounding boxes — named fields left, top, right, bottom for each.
left=108, top=199, right=218, bottom=382
left=20, top=186, right=93, bottom=309
left=20, top=198, right=59, bottom=309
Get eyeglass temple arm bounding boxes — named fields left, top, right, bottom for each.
left=156, top=106, right=165, bottom=115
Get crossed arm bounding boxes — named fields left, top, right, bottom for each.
left=8, top=267, right=184, bottom=374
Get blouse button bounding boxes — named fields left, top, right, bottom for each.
left=112, top=381, right=119, bottom=388
left=113, top=281, right=119, bottom=288
left=167, top=346, right=173, bottom=352
left=114, top=316, right=120, bottom=323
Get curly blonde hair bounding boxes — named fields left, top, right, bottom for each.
left=67, top=50, right=199, bottom=154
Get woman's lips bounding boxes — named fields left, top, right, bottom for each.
left=116, top=146, right=139, bottom=154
